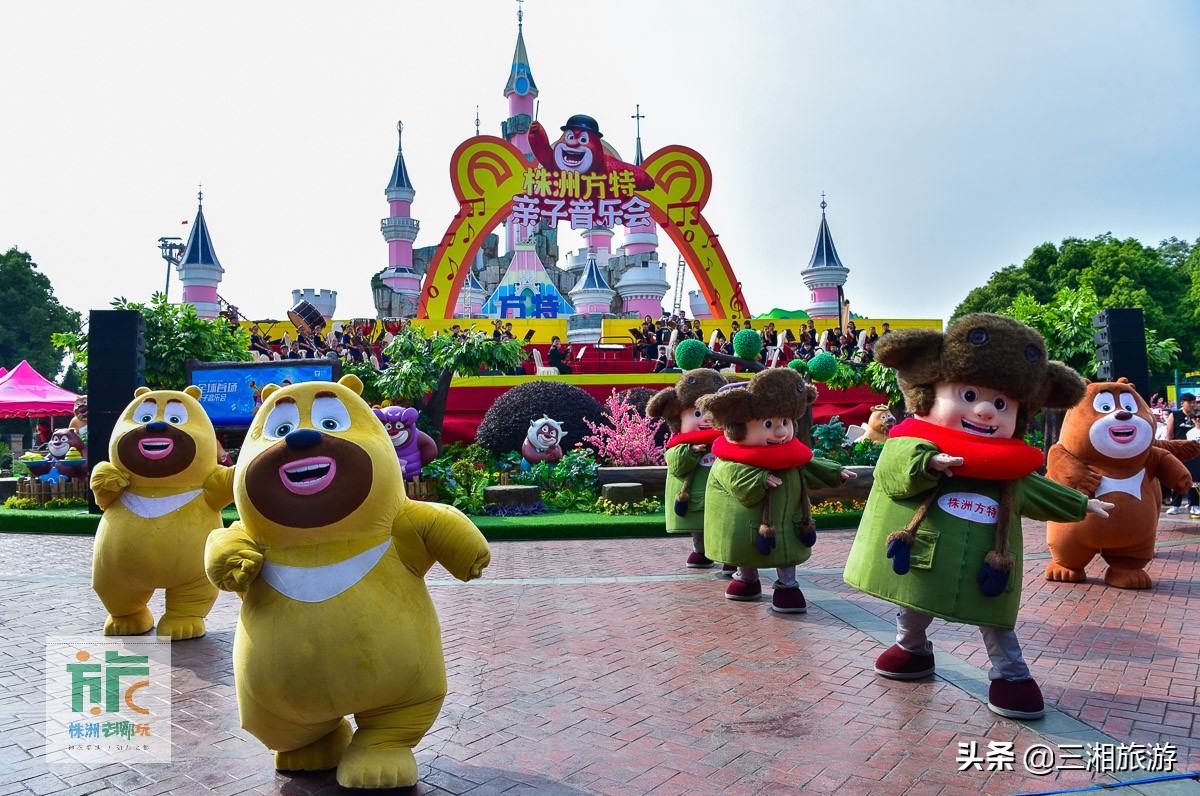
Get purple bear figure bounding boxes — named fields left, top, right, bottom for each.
left=373, top=405, right=439, bottom=480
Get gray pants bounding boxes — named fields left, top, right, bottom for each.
left=691, top=532, right=705, bottom=555
left=895, top=607, right=1031, bottom=682
left=734, top=565, right=798, bottom=588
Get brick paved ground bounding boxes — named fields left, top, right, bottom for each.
left=2, top=516, right=1200, bottom=795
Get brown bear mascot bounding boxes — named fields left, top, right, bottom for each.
left=1046, top=378, right=1193, bottom=588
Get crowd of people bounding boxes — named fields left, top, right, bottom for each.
left=241, top=313, right=893, bottom=375
left=634, top=313, right=892, bottom=373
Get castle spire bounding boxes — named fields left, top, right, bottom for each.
left=631, top=104, right=646, bottom=166
left=387, top=120, right=414, bottom=194
left=503, top=0, right=538, bottom=100
left=177, top=191, right=225, bottom=319
left=379, top=120, right=421, bottom=318
left=799, top=195, right=850, bottom=319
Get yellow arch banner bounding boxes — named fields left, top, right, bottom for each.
left=419, top=137, right=749, bottom=321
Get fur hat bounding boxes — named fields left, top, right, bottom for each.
left=875, top=313, right=1085, bottom=435
left=646, top=369, right=727, bottom=434
left=696, top=368, right=817, bottom=442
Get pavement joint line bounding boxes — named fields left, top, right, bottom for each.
left=791, top=575, right=1200, bottom=796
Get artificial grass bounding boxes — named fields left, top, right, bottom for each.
left=0, top=506, right=862, bottom=540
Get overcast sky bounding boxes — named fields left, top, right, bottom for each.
left=3, top=1, right=1198, bottom=327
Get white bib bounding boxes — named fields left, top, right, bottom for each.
left=119, top=489, right=203, bottom=519
left=260, top=538, right=392, bottom=603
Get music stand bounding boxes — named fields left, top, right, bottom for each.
left=523, top=329, right=536, bottom=342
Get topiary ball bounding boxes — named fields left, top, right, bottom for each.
left=475, top=381, right=604, bottom=456
left=787, top=358, right=809, bottom=375
left=807, top=351, right=839, bottom=383
left=732, top=328, right=763, bottom=360
left=674, top=339, right=709, bottom=371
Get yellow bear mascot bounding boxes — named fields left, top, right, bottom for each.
left=91, top=386, right=235, bottom=640
left=205, top=375, right=491, bottom=789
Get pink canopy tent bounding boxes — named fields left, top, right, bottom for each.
left=0, top=360, right=80, bottom=418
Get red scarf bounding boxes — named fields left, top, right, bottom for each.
left=889, top=418, right=1043, bottom=480
left=712, top=436, right=814, bottom=470
left=666, top=428, right=723, bottom=449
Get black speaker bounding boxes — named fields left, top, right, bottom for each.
left=1092, top=308, right=1148, bottom=390
left=87, top=310, right=146, bottom=514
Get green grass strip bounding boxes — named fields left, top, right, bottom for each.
left=0, top=506, right=862, bottom=540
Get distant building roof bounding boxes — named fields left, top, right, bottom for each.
left=807, top=200, right=845, bottom=270
left=387, top=122, right=414, bottom=192
left=503, top=23, right=539, bottom=98
left=574, top=253, right=612, bottom=293
left=181, top=202, right=222, bottom=269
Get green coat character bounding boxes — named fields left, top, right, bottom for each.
left=704, top=454, right=845, bottom=569
left=843, top=436, right=1089, bottom=629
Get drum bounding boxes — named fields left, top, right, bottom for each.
left=287, top=300, right=325, bottom=334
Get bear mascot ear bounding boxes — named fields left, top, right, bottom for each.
left=1040, top=361, right=1088, bottom=410
left=339, top=374, right=364, bottom=395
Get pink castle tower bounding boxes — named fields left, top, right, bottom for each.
left=177, top=190, right=224, bottom=319
left=799, top=195, right=850, bottom=319
left=615, top=105, right=670, bottom=318
left=379, top=121, right=421, bottom=317
left=568, top=248, right=615, bottom=344
left=501, top=4, right=539, bottom=249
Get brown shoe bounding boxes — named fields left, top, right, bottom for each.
left=874, top=644, right=935, bottom=680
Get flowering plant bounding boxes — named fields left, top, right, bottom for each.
left=584, top=390, right=666, bottom=467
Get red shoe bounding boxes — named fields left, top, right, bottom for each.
left=725, top=578, right=763, bottom=601
left=686, top=551, right=716, bottom=569
left=715, top=564, right=737, bottom=579
left=987, top=678, right=1045, bottom=720
left=873, top=644, right=935, bottom=680
left=770, top=584, right=807, bottom=614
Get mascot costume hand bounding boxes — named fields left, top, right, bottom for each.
left=205, top=375, right=490, bottom=789
left=90, top=386, right=234, bottom=640
left=1046, top=378, right=1193, bottom=588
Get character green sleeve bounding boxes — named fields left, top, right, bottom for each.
left=872, top=437, right=941, bottom=500
left=1019, top=472, right=1089, bottom=523
left=802, top=456, right=845, bottom=490
left=666, top=443, right=701, bottom=478
left=720, top=461, right=771, bottom=507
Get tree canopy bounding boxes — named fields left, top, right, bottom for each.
left=374, top=326, right=528, bottom=449
left=0, top=247, right=81, bottom=379
left=53, top=292, right=251, bottom=391
left=953, top=234, right=1200, bottom=376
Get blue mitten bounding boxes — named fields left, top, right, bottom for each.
left=977, top=562, right=1010, bottom=597
left=797, top=520, right=817, bottom=548
left=756, top=531, right=776, bottom=556
left=886, top=537, right=911, bottom=575
left=673, top=498, right=689, bottom=517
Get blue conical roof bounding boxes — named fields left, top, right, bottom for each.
left=807, top=201, right=845, bottom=270
left=503, top=24, right=539, bottom=98
left=387, top=122, right=413, bottom=191
left=180, top=202, right=222, bottom=269
left=576, top=253, right=611, bottom=292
